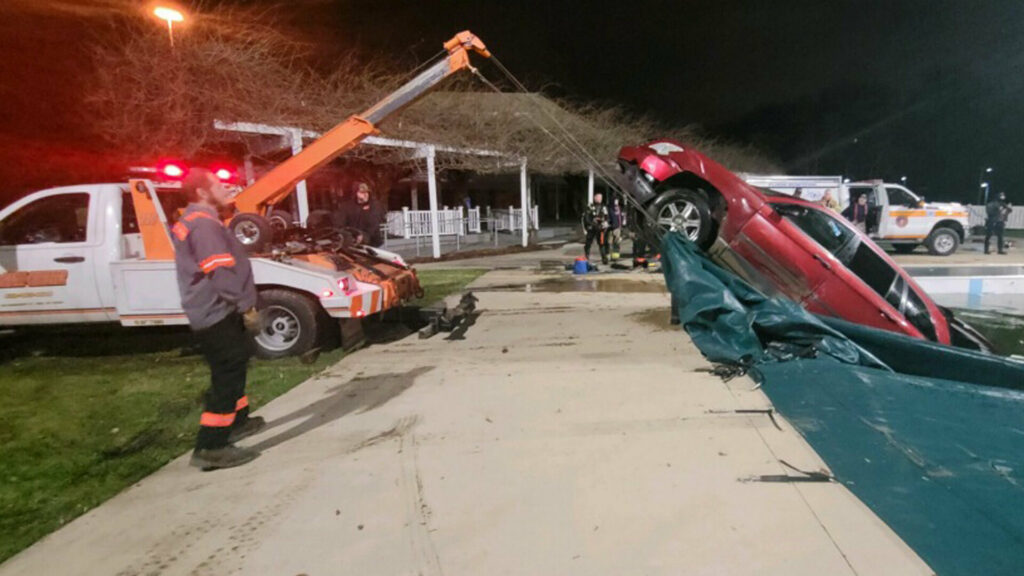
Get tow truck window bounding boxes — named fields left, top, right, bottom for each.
left=886, top=187, right=918, bottom=207
left=0, top=193, right=90, bottom=246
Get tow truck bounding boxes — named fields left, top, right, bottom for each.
left=0, top=31, right=490, bottom=358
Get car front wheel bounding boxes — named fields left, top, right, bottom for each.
left=647, top=188, right=714, bottom=250
left=925, top=227, right=959, bottom=256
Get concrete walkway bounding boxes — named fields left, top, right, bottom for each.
left=0, top=270, right=932, bottom=575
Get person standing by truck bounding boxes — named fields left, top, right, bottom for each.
left=842, top=194, right=870, bottom=233
left=608, top=196, right=625, bottom=260
left=582, top=192, right=610, bottom=264
left=338, top=182, right=386, bottom=247
left=985, top=192, right=1012, bottom=255
left=172, top=168, right=264, bottom=471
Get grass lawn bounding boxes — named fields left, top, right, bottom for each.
left=0, top=268, right=486, bottom=563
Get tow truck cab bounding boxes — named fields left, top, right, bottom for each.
left=0, top=183, right=418, bottom=357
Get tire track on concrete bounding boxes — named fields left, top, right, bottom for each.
left=398, top=422, right=443, bottom=576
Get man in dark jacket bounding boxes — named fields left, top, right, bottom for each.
left=985, top=192, right=1012, bottom=255
left=582, top=192, right=610, bottom=264
left=338, top=182, right=386, bottom=246
left=608, top=196, right=626, bottom=260
left=171, top=169, right=264, bottom=471
left=842, top=193, right=870, bottom=233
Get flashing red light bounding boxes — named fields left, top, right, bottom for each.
left=320, top=289, right=334, bottom=299
left=337, top=277, right=351, bottom=292
left=214, top=168, right=233, bottom=181
left=355, top=310, right=366, bottom=318
left=162, top=163, right=185, bottom=178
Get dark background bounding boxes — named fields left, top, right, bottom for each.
left=3, top=0, right=1023, bottom=204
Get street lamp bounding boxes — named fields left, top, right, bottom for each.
left=153, top=6, right=185, bottom=48
left=978, top=167, right=993, bottom=204
left=900, top=176, right=907, bottom=184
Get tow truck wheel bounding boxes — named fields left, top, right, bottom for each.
left=925, top=227, right=959, bottom=256
left=267, top=210, right=293, bottom=233
left=648, top=188, right=714, bottom=250
left=229, top=214, right=273, bottom=253
left=253, top=289, right=321, bottom=359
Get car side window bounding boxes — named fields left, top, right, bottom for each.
left=774, top=203, right=857, bottom=256
left=0, top=193, right=90, bottom=246
left=886, top=187, right=918, bottom=207
left=122, top=192, right=140, bottom=234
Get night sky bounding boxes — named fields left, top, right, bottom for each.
left=3, top=0, right=1024, bottom=203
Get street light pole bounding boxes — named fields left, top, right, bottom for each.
left=978, top=167, right=993, bottom=204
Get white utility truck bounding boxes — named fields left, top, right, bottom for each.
left=0, top=180, right=417, bottom=357
left=742, top=175, right=970, bottom=256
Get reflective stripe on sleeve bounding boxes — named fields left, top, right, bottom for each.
left=172, top=222, right=189, bottom=241
left=199, top=253, right=236, bottom=273
left=199, top=411, right=236, bottom=427
left=235, top=396, right=249, bottom=411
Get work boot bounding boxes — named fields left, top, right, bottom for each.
left=190, top=444, right=259, bottom=471
left=228, top=416, right=266, bottom=443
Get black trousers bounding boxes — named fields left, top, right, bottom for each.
left=194, top=313, right=252, bottom=450
left=585, top=229, right=608, bottom=260
left=985, top=221, right=1006, bottom=253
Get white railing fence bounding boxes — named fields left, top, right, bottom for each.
left=966, top=205, right=1024, bottom=229
left=385, top=207, right=482, bottom=238
left=490, top=205, right=539, bottom=232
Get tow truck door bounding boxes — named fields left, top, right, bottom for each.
left=0, top=189, right=106, bottom=324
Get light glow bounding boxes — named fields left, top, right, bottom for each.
left=215, top=168, right=233, bottom=181
left=162, top=163, right=185, bottom=178
left=320, top=289, right=334, bottom=299
left=153, top=6, right=184, bottom=23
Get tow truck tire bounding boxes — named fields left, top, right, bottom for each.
left=253, top=289, right=321, bottom=359
left=925, top=227, right=959, bottom=256
left=267, top=210, right=293, bottom=233
left=229, top=214, right=273, bottom=253
left=648, top=188, right=714, bottom=250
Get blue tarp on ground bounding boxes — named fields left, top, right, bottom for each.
left=661, top=233, right=1024, bottom=576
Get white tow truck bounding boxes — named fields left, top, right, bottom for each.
left=0, top=180, right=415, bottom=357
left=0, top=31, right=494, bottom=357
left=743, top=175, right=971, bottom=256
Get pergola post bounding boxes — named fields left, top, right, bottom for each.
left=410, top=183, right=419, bottom=210
left=587, top=168, right=595, bottom=204
left=289, top=128, right=310, bottom=226
left=520, top=158, right=529, bottom=247
left=426, top=146, right=442, bottom=259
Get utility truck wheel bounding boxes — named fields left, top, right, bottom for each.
left=925, top=227, right=959, bottom=256
left=648, top=188, right=714, bottom=250
left=267, top=210, right=293, bottom=233
left=253, top=289, right=322, bottom=359
left=229, top=214, right=273, bottom=253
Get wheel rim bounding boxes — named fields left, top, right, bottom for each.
left=269, top=215, right=288, bottom=232
left=657, top=200, right=702, bottom=241
left=234, top=221, right=261, bottom=245
left=935, top=233, right=955, bottom=253
left=254, top=305, right=301, bottom=352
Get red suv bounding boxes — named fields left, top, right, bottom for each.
left=618, top=139, right=992, bottom=351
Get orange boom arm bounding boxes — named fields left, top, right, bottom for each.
left=233, top=31, right=490, bottom=217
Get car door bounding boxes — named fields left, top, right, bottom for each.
left=883, top=185, right=928, bottom=241
left=769, top=202, right=910, bottom=331
left=0, top=190, right=106, bottom=324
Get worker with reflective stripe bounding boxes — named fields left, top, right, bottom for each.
left=172, top=168, right=264, bottom=471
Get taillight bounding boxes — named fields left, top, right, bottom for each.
left=320, top=289, right=334, bottom=298
left=337, top=277, right=352, bottom=292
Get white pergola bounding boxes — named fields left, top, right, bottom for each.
left=214, top=120, right=529, bottom=258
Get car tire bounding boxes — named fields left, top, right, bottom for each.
left=893, top=244, right=918, bottom=254
left=229, top=213, right=273, bottom=253
left=267, top=210, right=293, bottom=233
left=647, top=188, right=714, bottom=250
left=253, top=289, right=323, bottom=359
left=925, top=227, right=959, bottom=256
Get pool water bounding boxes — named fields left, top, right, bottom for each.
left=954, top=309, right=1024, bottom=356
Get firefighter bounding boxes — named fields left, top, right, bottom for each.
left=582, top=192, right=610, bottom=264
left=338, top=182, right=386, bottom=247
left=985, top=191, right=1012, bottom=255
left=171, top=168, right=264, bottom=471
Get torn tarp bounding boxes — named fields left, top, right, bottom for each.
left=661, top=232, right=1024, bottom=576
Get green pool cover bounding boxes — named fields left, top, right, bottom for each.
left=662, top=234, right=1024, bottom=575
